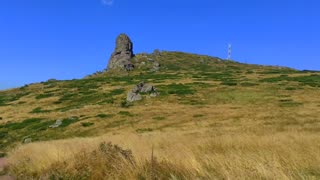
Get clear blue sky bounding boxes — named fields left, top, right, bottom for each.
left=0, top=0, right=319, bottom=90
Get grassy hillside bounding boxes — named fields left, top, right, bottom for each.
left=1, top=51, right=320, bottom=179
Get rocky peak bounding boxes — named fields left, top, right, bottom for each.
left=107, top=34, right=135, bottom=71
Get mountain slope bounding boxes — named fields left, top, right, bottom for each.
left=1, top=51, right=320, bottom=179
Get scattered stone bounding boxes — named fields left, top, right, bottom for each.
left=140, top=83, right=157, bottom=93
left=151, top=62, right=161, bottom=72
left=124, top=64, right=135, bottom=71
left=127, top=92, right=142, bottom=102
left=22, top=137, right=32, bottom=144
left=49, top=119, right=63, bottom=128
left=126, top=82, right=159, bottom=102
left=107, top=34, right=135, bottom=70
left=150, top=92, right=160, bottom=97
left=153, top=49, right=161, bottom=56
left=147, top=58, right=154, bottom=62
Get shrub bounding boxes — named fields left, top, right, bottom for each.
left=96, top=114, right=114, bottom=118
left=152, top=116, right=166, bottom=121
left=221, top=81, right=238, bottom=86
left=81, top=122, right=94, bottom=127
left=30, top=107, right=51, bottom=113
left=118, top=111, right=134, bottom=117
left=193, top=114, right=205, bottom=118
left=35, top=93, right=54, bottom=99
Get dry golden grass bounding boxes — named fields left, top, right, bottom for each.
left=7, top=131, right=320, bottom=179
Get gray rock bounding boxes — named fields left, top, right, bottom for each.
left=127, top=92, right=142, bottom=102
left=127, top=82, right=159, bottom=102
left=150, top=92, right=160, bottom=97
left=140, top=84, right=157, bottom=93
left=23, top=137, right=32, bottom=144
left=49, top=119, right=63, bottom=128
left=107, top=34, right=135, bottom=70
left=124, top=63, right=135, bottom=71
left=151, top=62, right=161, bottom=72
left=153, top=49, right=161, bottom=56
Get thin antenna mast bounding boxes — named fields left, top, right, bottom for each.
left=227, top=44, right=232, bottom=60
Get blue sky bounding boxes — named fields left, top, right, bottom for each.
left=0, top=0, right=319, bottom=90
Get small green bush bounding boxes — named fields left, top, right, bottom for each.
left=81, top=122, right=94, bottom=127
left=30, top=107, right=51, bottom=113
left=221, top=81, right=238, bottom=86
left=96, top=114, right=114, bottom=118
left=193, top=114, right=205, bottom=118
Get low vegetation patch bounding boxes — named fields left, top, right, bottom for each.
left=35, top=93, right=54, bottom=99
left=60, top=117, right=80, bottom=128
left=81, top=122, right=94, bottom=127
left=152, top=116, right=166, bottom=121
left=30, top=107, right=51, bottom=113
left=260, top=74, right=320, bottom=87
left=159, top=83, right=196, bottom=96
left=96, top=113, right=114, bottom=118
left=118, top=111, right=134, bottom=117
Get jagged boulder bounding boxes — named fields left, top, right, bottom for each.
left=107, top=34, right=135, bottom=70
left=127, top=92, right=142, bottom=102
left=126, top=82, right=159, bottom=102
left=49, top=119, right=63, bottom=128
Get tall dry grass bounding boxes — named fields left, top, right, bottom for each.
left=7, top=131, right=320, bottom=179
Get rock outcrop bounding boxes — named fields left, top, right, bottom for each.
left=127, top=82, right=159, bottom=102
left=107, top=34, right=135, bottom=71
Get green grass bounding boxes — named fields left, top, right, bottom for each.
left=2, top=118, right=43, bottom=130
left=35, top=93, right=54, bottom=99
left=60, top=117, right=80, bottom=128
left=118, top=111, right=134, bottom=117
left=30, top=107, right=51, bottom=113
left=96, top=114, right=114, bottom=118
left=261, top=74, right=320, bottom=87
left=0, top=92, right=30, bottom=106
left=159, top=83, right=196, bottom=96
left=279, top=99, right=303, bottom=107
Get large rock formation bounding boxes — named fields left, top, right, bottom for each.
left=107, top=34, right=135, bottom=71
